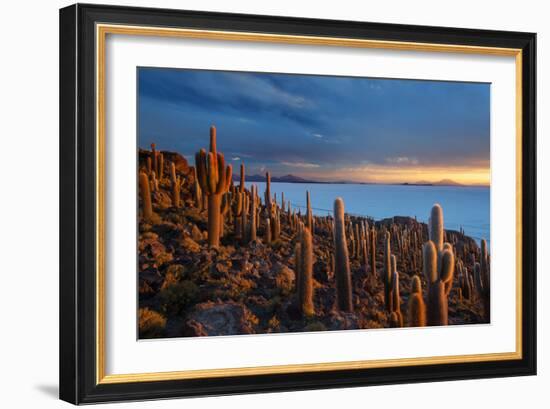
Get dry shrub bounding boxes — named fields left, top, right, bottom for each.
left=138, top=307, right=166, bottom=338
left=159, top=280, right=200, bottom=316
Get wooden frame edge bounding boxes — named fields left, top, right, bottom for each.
left=95, top=23, right=524, bottom=385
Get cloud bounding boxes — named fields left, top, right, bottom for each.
left=281, top=161, right=321, bottom=169
left=139, top=68, right=490, bottom=185
left=385, top=156, right=419, bottom=165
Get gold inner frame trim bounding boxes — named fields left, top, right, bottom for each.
left=96, top=23, right=523, bottom=385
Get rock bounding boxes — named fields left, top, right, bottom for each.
left=152, top=222, right=182, bottom=241
left=181, top=237, right=201, bottom=253
left=183, top=302, right=258, bottom=336
left=327, top=311, right=360, bottom=331
left=272, top=264, right=295, bottom=295
left=215, top=262, right=230, bottom=274
left=153, top=190, right=172, bottom=209
left=191, top=225, right=203, bottom=242
left=161, top=264, right=187, bottom=289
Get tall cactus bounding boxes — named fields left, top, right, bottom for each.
left=195, top=126, right=233, bottom=247
left=384, top=231, right=392, bottom=311
left=475, top=239, right=491, bottom=321
left=423, top=240, right=453, bottom=326
left=427, top=280, right=448, bottom=326
left=390, top=258, right=403, bottom=327
left=265, top=217, right=272, bottom=244
left=407, top=276, right=426, bottom=327
left=241, top=191, right=250, bottom=243
left=170, top=162, right=180, bottom=208
left=370, top=227, right=377, bottom=277
left=296, top=227, right=314, bottom=317
left=264, top=172, right=272, bottom=211
left=333, top=198, right=353, bottom=312
left=306, top=191, right=313, bottom=232
left=249, top=185, right=257, bottom=242
left=158, top=152, right=164, bottom=180
left=232, top=190, right=243, bottom=239
left=139, top=171, right=153, bottom=222
left=192, top=167, right=203, bottom=210
left=239, top=163, right=245, bottom=193
left=220, top=193, right=230, bottom=237
left=151, top=143, right=157, bottom=180
left=429, top=203, right=444, bottom=251
left=272, top=204, right=281, bottom=241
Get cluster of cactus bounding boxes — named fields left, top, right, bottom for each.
left=346, top=218, right=370, bottom=271
left=423, top=204, right=454, bottom=326
left=383, top=231, right=393, bottom=311
left=474, top=239, right=490, bottom=321
left=294, top=224, right=314, bottom=317
left=369, top=227, right=377, bottom=277
left=407, top=276, right=426, bottom=326
left=388, top=254, right=403, bottom=327
left=192, top=167, right=203, bottom=210
left=139, top=125, right=492, bottom=332
left=194, top=126, right=233, bottom=247
left=150, top=143, right=164, bottom=181
left=220, top=193, right=230, bottom=237
left=241, top=190, right=250, bottom=244
left=264, top=172, right=272, bottom=211
left=457, top=259, right=474, bottom=302
left=139, top=171, right=154, bottom=222
left=170, top=162, right=182, bottom=208
left=333, top=198, right=353, bottom=312
left=248, top=185, right=259, bottom=242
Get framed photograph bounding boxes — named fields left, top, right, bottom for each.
left=59, top=3, right=536, bottom=404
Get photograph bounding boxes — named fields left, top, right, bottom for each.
left=137, top=67, right=491, bottom=339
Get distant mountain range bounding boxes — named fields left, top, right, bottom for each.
left=404, top=179, right=465, bottom=187
left=234, top=174, right=319, bottom=183
left=233, top=174, right=479, bottom=187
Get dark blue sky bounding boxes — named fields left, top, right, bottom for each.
left=138, top=67, right=490, bottom=185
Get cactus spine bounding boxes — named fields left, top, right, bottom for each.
left=139, top=171, right=153, bottom=222
left=407, top=276, right=426, bottom=327
left=195, top=126, right=233, bottom=247
left=333, top=198, right=353, bottom=312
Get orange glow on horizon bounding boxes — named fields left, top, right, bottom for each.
left=301, top=164, right=490, bottom=186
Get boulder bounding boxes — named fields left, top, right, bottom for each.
left=183, top=301, right=258, bottom=336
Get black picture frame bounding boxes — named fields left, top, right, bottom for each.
left=59, top=3, right=536, bottom=404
